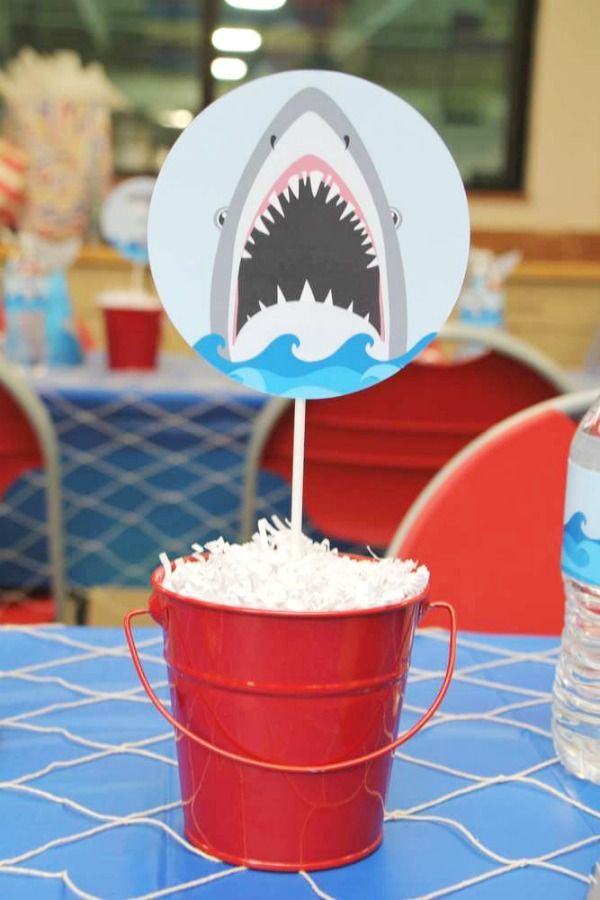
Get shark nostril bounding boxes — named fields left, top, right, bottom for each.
left=270, top=134, right=277, bottom=149
left=343, top=134, right=350, bottom=150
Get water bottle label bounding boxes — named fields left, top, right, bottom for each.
left=562, top=459, right=600, bottom=586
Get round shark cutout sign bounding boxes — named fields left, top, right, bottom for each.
left=148, top=71, right=470, bottom=398
left=102, top=176, right=155, bottom=264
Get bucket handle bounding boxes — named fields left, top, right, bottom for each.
left=124, top=601, right=456, bottom=774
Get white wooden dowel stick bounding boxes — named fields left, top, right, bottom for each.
left=290, top=398, right=306, bottom=553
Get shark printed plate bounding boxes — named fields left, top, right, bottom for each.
left=148, top=71, right=470, bottom=398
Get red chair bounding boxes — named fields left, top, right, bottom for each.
left=0, top=356, right=66, bottom=623
left=241, top=324, right=573, bottom=549
left=387, top=390, right=598, bottom=635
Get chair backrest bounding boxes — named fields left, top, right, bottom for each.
left=387, top=389, right=599, bottom=635
left=0, top=357, right=66, bottom=621
left=242, top=326, right=573, bottom=548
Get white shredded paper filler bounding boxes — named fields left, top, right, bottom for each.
left=159, top=518, right=429, bottom=613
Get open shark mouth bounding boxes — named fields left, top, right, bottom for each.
left=210, top=87, right=407, bottom=364
left=236, top=154, right=381, bottom=339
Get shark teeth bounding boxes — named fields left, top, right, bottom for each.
left=254, top=215, right=270, bottom=235
left=239, top=275, right=380, bottom=336
left=243, top=170, right=382, bottom=300
left=299, top=280, right=317, bottom=304
left=288, top=175, right=300, bottom=198
left=251, top=170, right=374, bottom=241
left=326, top=182, right=340, bottom=203
left=268, top=192, right=283, bottom=216
left=309, top=170, right=323, bottom=196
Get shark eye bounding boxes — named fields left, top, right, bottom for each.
left=270, top=134, right=277, bottom=149
left=391, top=208, right=402, bottom=228
left=215, top=208, right=228, bottom=229
left=343, top=134, right=350, bottom=149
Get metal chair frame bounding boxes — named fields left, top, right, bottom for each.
left=241, top=324, right=575, bottom=543
left=386, top=387, right=598, bottom=559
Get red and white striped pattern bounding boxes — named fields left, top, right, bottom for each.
left=0, top=138, right=27, bottom=226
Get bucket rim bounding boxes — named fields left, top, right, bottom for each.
left=150, top=553, right=430, bottom=620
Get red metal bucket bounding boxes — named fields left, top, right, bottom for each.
left=124, top=560, right=456, bottom=871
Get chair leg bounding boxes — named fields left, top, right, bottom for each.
left=69, top=589, right=90, bottom=625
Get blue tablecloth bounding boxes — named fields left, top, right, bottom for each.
left=1, top=355, right=291, bottom=589
left=1, top=626, right=599, bottom=899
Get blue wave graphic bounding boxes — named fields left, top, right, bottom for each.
left=562, top=512, right=600, bottom=586
left=110, top=239, right=149, bottom=265
left=194, top=331, right=436, bottom=399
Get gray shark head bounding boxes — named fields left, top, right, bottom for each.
left=210, top=87, right=407, bottom=363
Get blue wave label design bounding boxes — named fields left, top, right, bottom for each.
left=562, top=460, right=600, bottom=586
left=562, top=512, right=600, bottom=586
left=194, top=331, right=436, bottom=399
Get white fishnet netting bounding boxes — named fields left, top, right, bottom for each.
left=1, top=363, right=289, bottom=590
left=1, top=625, right=598, bottom=899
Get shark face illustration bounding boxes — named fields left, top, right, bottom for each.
left=210, top=88, right=407, bottom=363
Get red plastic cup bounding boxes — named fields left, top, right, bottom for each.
left=99, top=290, right=162, bottom=370
left=124, top=557, right=456, bottom=871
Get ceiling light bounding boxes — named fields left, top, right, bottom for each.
left=224, top=0, right=286, bottom=10
left=211, top=57, right=248, bottom=81
left=212, top=27, right=262, bottom=53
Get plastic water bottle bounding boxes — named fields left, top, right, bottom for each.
left=552, top=396, right=600, bottom=782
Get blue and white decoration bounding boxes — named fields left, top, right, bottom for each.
left=562, top=460, right=600, bottom=587
left=102, top=176, right=155, bottom=265
left=148, top=71, right=470, bottom=399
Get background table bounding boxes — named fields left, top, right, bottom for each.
left=2, top=356, right=592, bottom=593
left=1, top=355, right=290, bottom=589
left=1, top=625, right=599, bottom=899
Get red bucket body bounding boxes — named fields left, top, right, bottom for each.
left=144, top=569, right=433, bottom=871
left=103, top=306, right=161, bottom=370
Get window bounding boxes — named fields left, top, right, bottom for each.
left=1, top=0, right=536, bottom=189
